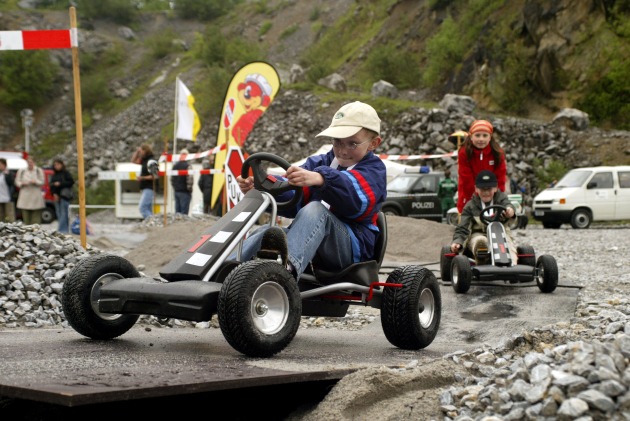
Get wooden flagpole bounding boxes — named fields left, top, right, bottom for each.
left=69, top=7, right=87, bottom=248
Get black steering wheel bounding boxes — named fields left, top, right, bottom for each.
left=241, top=152, right=303, bottom=210
left=479, top=204, right=507, bottom=225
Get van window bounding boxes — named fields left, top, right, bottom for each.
left=557, top=170, right=591, bottom=188
left=590, top=172, right=613, bottom=189
left=619, top=172, right=630, bottom=188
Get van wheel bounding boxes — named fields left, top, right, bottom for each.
left=41, top=205, right=56, bottom=224
left=570, top=209, right=592, bottom=229
left=382, top=206, right=400, bottom=216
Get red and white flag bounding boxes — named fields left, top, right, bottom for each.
left=0, top=29, right=77, bottom=50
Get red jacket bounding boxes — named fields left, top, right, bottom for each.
left=457, top=144, right=506, bottom=212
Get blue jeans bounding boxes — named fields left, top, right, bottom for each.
left=174, top=191, right=192, bottom=215
left=139, top=188, right=154, bottom=219
left=55, top=198, right=70, bottom=233
left=233, top=202, right=353, bottom=279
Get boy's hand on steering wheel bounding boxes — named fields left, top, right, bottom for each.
left=237, top=175, right=254, bottom=194
left=502, top=207, right=515, bottom=219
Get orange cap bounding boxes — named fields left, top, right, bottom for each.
left=469, top=120, right=493, bottom=135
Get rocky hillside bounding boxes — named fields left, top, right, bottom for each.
left=1, top=1, right=629, bottom=206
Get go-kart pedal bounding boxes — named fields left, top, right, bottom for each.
left=257, top=226, right=288, bottom=266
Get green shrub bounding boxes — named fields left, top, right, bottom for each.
left=280, top=24, right=299, bottom=40
left=144, top=28, right=179, bottom=60
left=422, top=16, right=464, bottom=87
left=174, top=0, right=243, bottom=21
left=577, top=58, right=630, bottom=130
left=76, top=0, right=139, bottom=24
left=0, top=51, right=58, bottom=110
left=360, top=43, right=422, bottom=89
left=81, top=74, right=112, bottom=111
left=191, top=25, right=263, bottom=69
left=259, top=20, right=273, bottom=36
left=533, top=158, right=568, bottom=189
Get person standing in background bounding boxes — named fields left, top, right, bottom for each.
left=171, top=148, right=193, bottom=215
left=198, top=155, right=218, bottom=215
left=50, top=158, right=74, bottom=233
left=131, top=143, right=156, bottom=219
left=15, top=156, right=45, bottom=225
left=0, top=158, right=16, bottom=222
left=456, top=120, right=507, bottom=214
left=437, top=168, right=457, bottom=219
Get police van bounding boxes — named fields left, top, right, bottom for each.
left=381, top=167, right=446, bottom=222
left=532, top=165, right=630, bottom=228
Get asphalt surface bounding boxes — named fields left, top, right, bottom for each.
left=0, top=263, right=579, bottom=416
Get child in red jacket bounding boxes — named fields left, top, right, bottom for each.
left=456, top=119, right=507, bottom=213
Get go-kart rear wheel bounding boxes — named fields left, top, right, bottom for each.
left=517, top=245, right=536, bottom=267
left=218, top=260, right=301, bottom=358
left=439, top=245, right=454, bottom=283
left=536, top=255, right=558, bottom=293
left=61, top=254, right=140, bottom=339
left=381, top=265, right=441, bottom=350
left=451, top=255, right=472, bottom=294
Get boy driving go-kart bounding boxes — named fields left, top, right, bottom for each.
left=61, top=102, right=442, bottom=358
left=441, top=170, right=558, bottom=294
left=450, top=170, right=517, bottom=265
left=233, top=101, right=387, bottom=279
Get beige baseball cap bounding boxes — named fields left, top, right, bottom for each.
left=316, top=101, right=381, bottom=139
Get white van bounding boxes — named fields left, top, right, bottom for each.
left=532, top=166, right=630, bottom=228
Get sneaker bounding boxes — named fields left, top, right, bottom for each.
left=257, top=226, right=288, bottom=266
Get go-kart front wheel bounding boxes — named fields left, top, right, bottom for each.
left=61, top=254, right=140, bottom=339
left=381, top=265, right=441, bottom=350
left=218, top=260, right=301, bottom=358
left=439, top=245, right=454, bottom=283
left=451, top=255, right=472, bottom=294
left=536, top=255, right=558, bottom=293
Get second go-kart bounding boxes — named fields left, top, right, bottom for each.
left=62, top=153, right=442, bottom=358
left=440, top=204, right=558, bottom=294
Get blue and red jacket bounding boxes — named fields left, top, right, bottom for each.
left=278, top=149, right=387, bottom=263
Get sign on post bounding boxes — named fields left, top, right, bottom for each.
left=224, top=146, right=246, bottom=211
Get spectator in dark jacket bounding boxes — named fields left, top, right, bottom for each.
left=0, top=158, right=16, bottom=222
left=50, top=158, right=74, bottom=234
left=197, top=155, right=219, bottom=216
left=171, top=149, right=193, bottom=215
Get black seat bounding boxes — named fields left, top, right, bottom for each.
left=307, top=211, right=388, bottom=287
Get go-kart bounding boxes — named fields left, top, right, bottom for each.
left=440, top=204, right=557, bottom=294
left=62, top=152, right=442, bottom=358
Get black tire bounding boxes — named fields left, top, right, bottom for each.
left=439, top=245, right=454, bottom=283
left=536, top=255, right=558, bottom=293
left=518, top=215, right=529, bottom=229
left=381, top=206, right=401, bottom=216
left=218, top=260, right=301, bottom=358
left=451, top=255, right=471, bottom=294
left=517, top=245, right=536, bottom=267
left=61, top=254, right=140, bottom=339
left=507, top=216, right=519, bottom=230
left=41, top=205, right=56, bottom=223
left=570, top=208, right=592, bottom=229
left=381, top=265, right=441, bottom=350
left=542, top=222, right=561, bottom=229
left=446, top=212, right=459, bottom=226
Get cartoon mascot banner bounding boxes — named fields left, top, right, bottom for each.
left=211, top=61, right=281, bottom=211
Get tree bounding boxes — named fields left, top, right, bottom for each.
left=0, top=50, right=58, bottom=110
